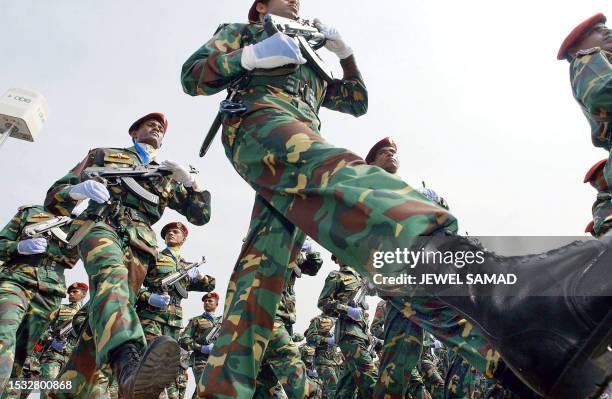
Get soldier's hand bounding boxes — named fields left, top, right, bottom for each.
left=241, top=32, right=306, bottom=71
left=313, top=19, right=353, bottom=59
left=200, top=343, right=214, bottom=354
left=148, top=293, right=171, bottom=308
left=17, top=238, right=48, bottom=255
left=69, top=180, right=110, bottom=204
left=347, top=306, right=363, bottom=321
left=162, top=160, right=196, bottom=188
left=186, top=266, right=206, bottom=281
left=50, top=339, right=67, bottom=351
left=326, top=336, right=335, bottom=346
left=301, top=240, right=313, bottom=254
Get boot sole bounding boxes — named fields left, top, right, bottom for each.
left=550, top=307, right=612, bottom=398
left=130, top=336, right=180, bottom=399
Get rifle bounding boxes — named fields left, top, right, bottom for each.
left=32, top=319, right=74, bottom=360
left=68, top=165, right=193, bottom=248
left=263, top=14, right=334, bottom=83
left=367, top=336, right=383, bottom=358
left=349, top=280, right=370, bottom=311
left=157, top=256, right=206, bottom=299
left=204, top=317, right=222, bottom=345
left=23, top=215, right=72, bottom=244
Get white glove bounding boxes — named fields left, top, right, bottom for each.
left=187, top=266, right=205, bottom=281
left=69, top=180, right=110, bottom=204
left=162, top=160, right=195, bottom=188
left=313, top=19, right=353, bottom=59
left=17, top=238, right=48, bottom=255
left=347, top=306, right=363, bottom=321
left=241, top=32, right=306, bottom=71
left=301, top=240, right=313, bottom=254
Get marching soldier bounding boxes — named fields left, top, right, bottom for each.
left=305, top=315, right=339, bottom=399
left=45, top=112, right=211, bottom=399
left=317, top=254, right=377, bottom=398
left=253, top=241, right=323, bottom=398
left=137, top=221, right=215, bottom=398
left=179, top=292, right=222, bottom=399
left=0, top=204, right=79, bottom=394
left=583, top=159, right=612, bottom=237
left=184, top=0, right=611, bottom=396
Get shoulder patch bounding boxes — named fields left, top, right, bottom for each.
left=576, top=47, right=601, bottom=57
left=327, top=270, right=340, bottom=278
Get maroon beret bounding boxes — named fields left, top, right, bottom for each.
left=248, top=0, right=260, bottom=23
left=129, top=112, right=168, bottom=133
left=365, top=137, right=397, bottom=164
left=161, top=222, right=189, bottom=239
left=583, top=159, right=607, bottom=183
left=557, top=13, right=607, bottom=60
left=202, top=292, right=219, bottom=301
left=68, top=282, right=88, bottom=292
left=585, top=220, right=595, bottom=234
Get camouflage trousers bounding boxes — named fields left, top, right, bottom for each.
left=199, top=106, right=507, bottom=396
left=50, top=223, right=153, bottom=398
left=0, top=276, right=62, bottom=396
left=141, top=318, right=182, bottom=399
left=444, top=355, right=484, bottom=399
left=315, top=362, right=337, bottom=399
left=191, top=356, right=209, bottom=399
left=253, top=320, right=320, bottom=398
left=334, top=336, right=377, bottom=399
left=373, top=302, right=425, bottom=399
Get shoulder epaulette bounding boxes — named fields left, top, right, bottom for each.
left=576, top=47, right=601, bottom=57
left=18, top=204, right=39, bottom=212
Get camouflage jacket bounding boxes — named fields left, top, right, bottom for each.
left=569, top=48, right=612, bottom=149
left=0, top=205, right=78, bottom=297
left=39, top=301, right=81, bottom=363
left=275, top=251, right=323, bottom=327
left=592, top=190, right=612, bottom=237
left=181, top=22, right=367, bottom=127
left=370, top=299, right=386, bottom=340
left=137, top=247, right=215, bottom=327
left=305, top=315, right=337, bottom=365
left=317, top=266, right=369, bottom=341
left=179, top=312, right=222, bottom=361
left=45, top=147, right=211, bottom=257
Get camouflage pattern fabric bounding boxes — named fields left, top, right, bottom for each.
left=372, top=299, right=428, bottom=399
left=0, top=205, right=78, bottom=394
left=180, top=313, right=221, bottom=399
left=591, top=190, right=612, bottom=236
left=181, top=18, right=516, bottom=399
left=444, top=353, right=483, bottom=399
left=45, top=147, right=209, bottom=399
left=305, top=316, right=338, bottom=399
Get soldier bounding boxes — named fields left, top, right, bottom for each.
left=317, top=254, right=377, bottom=398
left=136, top=221, right=215, bottom=399
left=179, top=292, right=222, bottom=399
left=305, top=315, right=339, bottom=399
left=176, top=348, right=190, bottom=399
left=253, top=241, right=323, bottom=398
left=184, top=1, right=611, bottom=397
left=45, top=113, right=211, bottom=399
left=583, top=159, right=612, bottom=237
left=0, top=204, right=79, bottom=393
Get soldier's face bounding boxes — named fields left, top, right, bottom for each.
left=164, top=228, right=185, bottom=247
left=591, top=171, right=608, bottom=191
left=373, top=146, right=399, bottom=174
left=574, top=23, right=612, bottom=54
left=130, top=119, right=166, bottom=149
left=68, top=289, right=86, bottom=303
left=257, top=0, right=300, bottom=19
left=203, top=298, right=218, bottom=312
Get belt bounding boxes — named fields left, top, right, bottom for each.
left=249, top=75, right=316, bottom=110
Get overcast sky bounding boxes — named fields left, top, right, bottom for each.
left=1, top=1, right=609, bottom=396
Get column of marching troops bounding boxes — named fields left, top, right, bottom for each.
left=0, top=1, right=610, bottom=398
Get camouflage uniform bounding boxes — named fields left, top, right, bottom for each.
left=0, top=205, right=78, bottom=393
left=317, top=266, right=377, bottom=398
left=419, top=344, right=445, bottom=399
left=137, top=247, right=215, bottom=399
left=176, top=348, right=190, bottom=399
left=181, top=14, right=514, bottom=399
left=44, top=146, right=211, bottom=398
left=179, top=312, right=221, bottom=399
left=306, top=315, right=338, bottom=399
left=254, top=251, right=323, bottom=398
left=444, top=353, right=484, bottom=399
left=371, top=299, right=431, bottom=399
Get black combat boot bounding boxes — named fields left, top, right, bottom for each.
left=109, top=336, right=180, bottom=399
left=412, top=233, right=612, bottom=399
